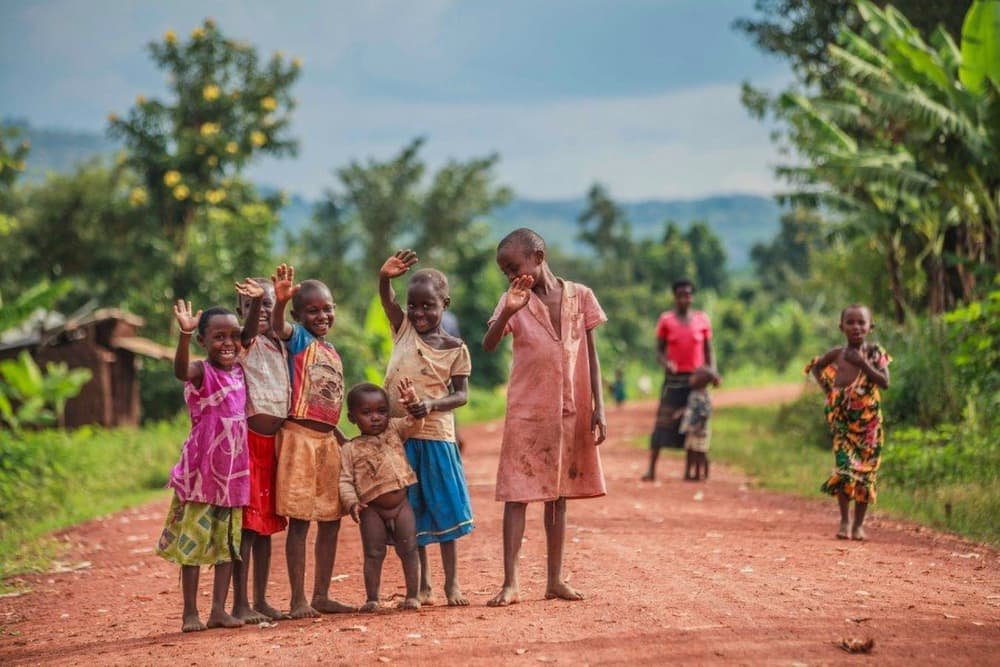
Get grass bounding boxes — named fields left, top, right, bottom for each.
left=665, top=402, right=1000, bottom=546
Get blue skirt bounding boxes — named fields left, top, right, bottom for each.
left=405, top=438, right=474, bottom=546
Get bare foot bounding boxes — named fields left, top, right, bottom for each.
left=837, top=522, right=850, bottom=540
left=206, top=610, right=245, bottom=629
left=312, top=596, right=357, bottom=614
left=640, top=473, right=654, bottom=482
left=417, top=587, right=435, bottom=606
left=445, top=582, right=469, bottom=606
left=852, top=525, right=867, bottom=541
left=545, top=581, right=584, bottom=601
left=288, top=601, right=320, bottom=619
left=181, top=613, right=206, bottom=633
left=254, top=601, right=287, bottom=620
left=232, top=604, right=269, bottom=625
left=359, top=601, right=379, bottom=613
left=486, top=586, right=519, bottom=607
left=398, top=597, right=420, bottom=610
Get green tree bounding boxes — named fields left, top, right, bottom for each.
left=577, top=183, right=632, bottom=262
left=751, top=206, right=826, bottom=297
left=685, top=220, right=728, bottom=292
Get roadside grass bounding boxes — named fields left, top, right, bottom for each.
left=643, top=402, right=1000, bottom=546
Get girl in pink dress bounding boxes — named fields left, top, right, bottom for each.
left=483, top=228, right=608, bottom=607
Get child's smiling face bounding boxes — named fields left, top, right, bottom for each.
left=293, top=286, right=335, bottom=339
left=840, top=306, right=872, bottom=345
left=199, top=313, right=242, bottom=369
left=238, top=280, right=275, bottom=336
left=349, top=390, right=390, bottom=436
left=407, top=280, right=449, bottom=334
left=496, top=244, right=543, bottom=284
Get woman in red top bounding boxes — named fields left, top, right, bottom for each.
left=643, top=279, right=715, bottom=481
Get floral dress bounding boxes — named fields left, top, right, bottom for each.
left=805, top=344, right=891, bottom=504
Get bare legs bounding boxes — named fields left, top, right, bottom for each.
left=311, top=520, right=355, bottom=613
left=232, top=530, right=268, bottom=623
left=852, top=501, right=868, bottom=540
left=684, top=451, right=709, bottom=481
left=181, top=565, right=205, bottom=632
left=642, top=449, right=660, bottom=481
left=416, top=540, right=468, bottom=606
left=180, top=562, right=243, bottom=632
left=359, top=503, right=420, bottom=611
left=488, top=498, right=583, bottom=607
left=252, top=535, right=283, bottom=618
left=836, top=492, right=869, bottom=540
left=285, top=518, right=354, bottom=618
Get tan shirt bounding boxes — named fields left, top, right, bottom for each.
left=384, top=317, right=472, bottom=442
left=239, top=336, right=291, bottom=419
left=339, top=416, right=422, bottom=510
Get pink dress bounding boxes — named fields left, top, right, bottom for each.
left=489, top=280, right=608, bottom=502
left=168, top=362, right=250, bottom=508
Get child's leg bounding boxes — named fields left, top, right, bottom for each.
left=181, top=565, right=205, bottom=632
left=440, top=540, right=467, bottom=606
left=232, top=529, right=267, bottom=623
left=312, top=519, right=355, bottom=613
left=852, top=501, right=868, bottom=540
left=642, top=448, right=659, bottom=481
left=392, top=502, right=421, bottom=610
left=417, top=546, right=433, bottom=604
left=487, top=501, right=526, bottom=607
left=285, top=518, right=318, bottom=618
left=359, top=509, right=388, bottom=612
left=703, top=453, right=710, bottom=480
left=684, top=450, right=696, bottom=480
left=836, top=492, right=850, bottom=539
left=252, top=535, right=282, bottom=619
left=543, top=498, right=584, bottom=601
left=206, top=561, right=243, bottom=629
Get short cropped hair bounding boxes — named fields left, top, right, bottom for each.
left=840, top=303, right=872, bottom=322
left=291, top=279, right=332, bottom=313
left=498, top=227, right=546, bottom=255
left=672, top=278, right=695, bottom=293
left=197, top=306, right=236, bottom=335
left=346, top=382, right=387, bottom=413
left=409, top=268, right=449, bottom=297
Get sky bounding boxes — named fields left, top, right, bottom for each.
left=0, top=0, right=790, bottom=200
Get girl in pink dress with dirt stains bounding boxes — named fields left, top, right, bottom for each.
left=483, top=227, right=608, bottom=607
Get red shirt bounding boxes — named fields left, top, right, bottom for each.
left=655, top=310, right=712, bottom=373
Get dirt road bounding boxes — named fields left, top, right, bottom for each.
left=2, top=384, right=997, bottom=664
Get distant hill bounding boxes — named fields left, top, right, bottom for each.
left=8, top=122, right=781, bottom=267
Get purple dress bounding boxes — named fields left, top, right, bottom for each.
left=168, top=362, right=250, bottom=507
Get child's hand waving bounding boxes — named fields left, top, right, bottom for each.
left=173, top=299, right=202, bottom=334
left=504, top=274, right=535, bottom=314
left=381, top=250, right=418, bottom=279
left=235, top=278, right=265, bottom=299
left=271, top=264, right=300, bottom=303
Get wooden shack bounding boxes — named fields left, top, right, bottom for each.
left=0, top=308, right=173, bottom=428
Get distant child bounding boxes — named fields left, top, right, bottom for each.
left=806, top=304, right=891, bottom=541
left=679, top=365, right=720, bottom=481
left=483, top=228, right=608, bottom=607
left=340, top=378, right=425, bottom=612
left=271, top=264, right=354, bottom=618
left=156, top=281, right=262, bottom=633
left=379, top=250, right=474, bottom=606
left=231, top=278, right=289, bottom=624
left=609, top=367, right=626, bottom=408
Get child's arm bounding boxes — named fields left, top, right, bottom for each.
left=339, top=444, right=364, bottom=523
left=586, top=329, right=607, bottom=444
left=395, top=377, right=427, bottom=436
left=483, top=275, right=534, bottom=352
left=379, top=250, right=419, bottom=333
left=270, top=263, right=299, bottom=341
left=407, top=375, right=468, bottom=418
left=843, top=346, right=890, bottom=389
left=809, top=347, right=841, bottom=388
left=235, top=278, right=264, bottom=348
left=702, top=339, right=721, bottom=386
left=172, top=300, right=205, bottom=387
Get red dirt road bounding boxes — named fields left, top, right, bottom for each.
left=2, top=384, right=998, bottom=665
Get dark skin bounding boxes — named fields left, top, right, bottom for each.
left=483, top=242, right=607, bottom=607
left=642, top=284, right=717, bottom=482
left=270, top=263, right=353, bottom=618
left=810, top=306, right=889, bottom=541
left=683, top=366, right=721, bottom=482
left=172, top=296, right=260, bottom=633
left=346, top=380, right=422, bottom=611
left=231, top=280, right=286, bottom=623
left=379, top=250, right=470, bottom=605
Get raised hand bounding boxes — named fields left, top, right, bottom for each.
left=380, top=250, right=418, bottom=279
left=173, top=299, right=202, bottom=334
left=504, top=274, right=535, bottom=314
left=397, top=377, right=419, bottom=406
left=234, top=278, right=265, bottom=299
left=271, top=263, right=300, bottom=303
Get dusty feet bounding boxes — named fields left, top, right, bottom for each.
left=445, top=582, right=469, bottom=607
left=359, top=601, right=380, bottom=613
left=852, top=525, right=867, bottom=541
left=181, top=612, right=206, bottom=633
left=417, top=586, right=435, bottom=606
left=487, top=586, right=520, bottom=607
left=545, top=581, right=584, bottom=601
left=837, top=522, right=850, bottom=540
left=253, top=601, right=287, bottom=620
left=640, top=472, right=655, bottom=482
left=312, top=596, right=357, bottom=614
left=287, top=601, right=320, bottom=619
left=398, top=597, right=421, bottom=610
left=232, top=603, right=269, bottom=625
left=206, top=609, right=245, bottom=629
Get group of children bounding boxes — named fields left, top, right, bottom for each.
left=156, top=227, right=609, bottom=631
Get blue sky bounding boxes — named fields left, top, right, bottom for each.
left=0, top=0, right=789, bottom=200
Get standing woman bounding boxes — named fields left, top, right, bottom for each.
left=643, top=279, right=714, bottom=481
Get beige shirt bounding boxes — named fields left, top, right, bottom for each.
left=384, top=317, right=472, bottom=442
left=239, top=336, right=291, bottom=420
left=339, top=416, right=422, bottom=509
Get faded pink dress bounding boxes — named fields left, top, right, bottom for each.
left=489, top=279, right=608, bottom=502
left=168, top=361, right=250, bottom=508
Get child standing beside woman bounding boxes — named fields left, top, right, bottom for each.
left=379, top=250, right=475, bottom=606
left=807, top=304, right=890, bottom=541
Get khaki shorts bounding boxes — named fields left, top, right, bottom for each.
left=275, top=421, right=343, bottom=521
